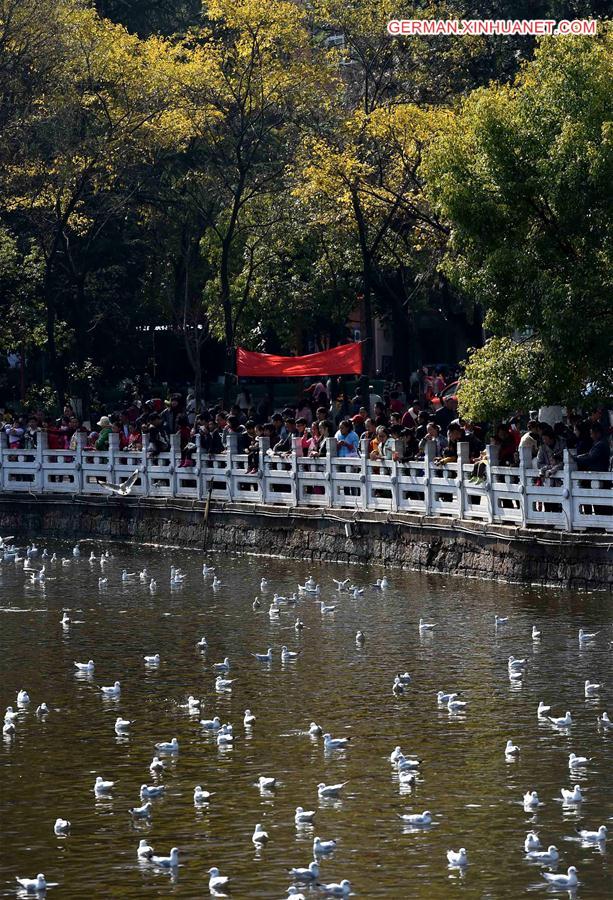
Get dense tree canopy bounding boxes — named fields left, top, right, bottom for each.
left=0, top=0, right=609, bottom=414
left=426, top=31, right=612, bottom=414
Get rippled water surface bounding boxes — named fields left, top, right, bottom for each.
left=1, top=539, right=612, bottom=899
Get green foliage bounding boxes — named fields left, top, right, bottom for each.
left=425, top=30, right=613, bottom=405
left=457, top=338, right=550, bottom=423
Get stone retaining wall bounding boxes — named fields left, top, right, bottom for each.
left=1, top=495, right=611, bottom=589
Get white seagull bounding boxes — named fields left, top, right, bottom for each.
left=253, top=648, right=273, bottom=663
left=584, top=679, right=602, bottom=697
left=129, top=801, right=152, bottom=818
left=194, top=786, right=213, bottom=803
left=257, top=776, right=276, bottom=790
left=523, top=790, right=540, bottom=808
left=323, top=733, right=350, bottom=750
left=313, top=837, right=337, bottom=854
left=208, top=867, right=230, bottom=890
left=137, top=839, right=154, bottom=859
left=548, top=711, right=572, bottom=727
left=561, top=784, right=583, bottom=804
left=151, top=847, right=179, bottom=869
left=94, top=777, right=114, bottom=795
left=399, top=810, right=432, bottom=826
left=577, top=825, right=607, bottom=843
left=100, top=469, right=140, bottom=495
left=252, top=823, right=269, bottom=845
left=295, top=806, right=316, bottom=825
left=74, top=660, right=95, bottom=672
left=53, top=818, right=70, bottom=834
left=318, top=782, right=347, bottom=798
left=213, top=657, right=231, bottom=672
left=447, top=848, right=468, bottom=866
left=215, top=676, right=234, bottom=691
left=15, top=875, right=55, bottom=893
left=598, top=711, right=613, bottom=728
left=419, top=617, right=437, bottom=632
left=505, top=740, right=520, bottom=757
left=532, top=625, right=542, bottom=641
left=542, top=866, right=578, bottom=887
left=154, top=737, right=178, bottom=753
left=288, top=861, right=319, bottom=881
left=494, top=615, right=509, bottom=627
left=578, top=627, right=599, bottom=644
left=537, top=701, right=551, bottom=717
left=528, top=845, right=559, bottom=863
left=100, top=681, right=121, bottom=697
left=568, top=752, right=591, bottom=769
left=317, top=881, right=351, bottom=896
left=201, top=716, right=222, bottom=730
left=244, top=709, right=256, bottom=726
left=140, top=784, right=165, bottom=799
left=524, top=832, right=541, bottom=852
left=144, top=654, right=160, bottom=666
left=149, top=757, right=164, bottom=773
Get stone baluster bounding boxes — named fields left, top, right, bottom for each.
left=485, top=443, right=499, bottom=524
left=517, top=445, right=534, bottom=527
left=562, top=448, right=576, bottom=530
left=225, top=432, right=238, bottom=501
left=456, top=441, right=470, bottom=519
left=325, top=437, right=336, bottom=507
left=423, top=440, right=436, bottom=516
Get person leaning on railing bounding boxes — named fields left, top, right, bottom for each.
left=575, top=423, right=610, bottom=472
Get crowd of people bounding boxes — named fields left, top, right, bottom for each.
left=1, top=375, right=612, bottom=478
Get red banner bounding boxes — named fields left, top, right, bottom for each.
left=236, top=344, right=362, bottom=377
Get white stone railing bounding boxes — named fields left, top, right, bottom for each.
left=0, top=431, right=611, bottom=532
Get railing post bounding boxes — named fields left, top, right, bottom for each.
left=485, top=443, right=498, bottom=524
left=36, top=429, right=48, bottom=493
left=423, top=440, right=436, bottom=516
left=108, top=432, right=119, bottom=487
left=168, top=432, right=180, bottom=497
left=457, top=441, right=470, bottom=519
left=0, top=428, right=5, bottom=491
left=140, top=436, right=150, bottom=495
left=292, top=436, right=303, bottom=506
left=257, top=436, right=270, bottom=502
left=360, top=434, right=369, bottom=511
left=517, top=445, right=533, bottom=528
left=388, top=439, right=402, bottom=512
left=563, top=449, right=576, bottom=531
left=225, top=432, right=238, bottom=501
left=72, top=431, right=85, bottom=494
left=194, top=434, right=203, bottom=500
left=325, top=437, right=336, bottom=507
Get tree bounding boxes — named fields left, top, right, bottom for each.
left=425, top=31, right=613, bottom=406
left=457, top=337, right=548, bottom=423
left=180, top=0, right=328, bottom=403
left=0, top=0, right=193, bottom=403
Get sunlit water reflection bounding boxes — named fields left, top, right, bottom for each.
left=0, top=541, right=612, bottom=898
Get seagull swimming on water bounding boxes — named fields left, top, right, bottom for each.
left=577, top=825, right=607, bottom=843
left=317, top=880, right=351, bottom=896
left=295, top=806, right=316, bottom=825
left=561, top=784, right=583, bottom=804
left=137, top=840, right=154, bottom=859
left=568, top=752, right=591, bottom=769
left=74, top=660, right=95, bottom=673
left=542, top=866, right=578, bottom=888
left=537, top=701, right=551, bottom=717
left=548, top=711, right=572, bottom=728
left=318, top=782, right=347, bottom=798
left=447, top=848, right=468, bottom=867
left=288, top=861, right=319, bottom=881
left=585, top=679, right=602, bottom=697
left=54, top=818, right=70, bottom=834
left=579, top=628, right=599, bottom=644
left=528, top=845, right=559, bottom=863
left=524, top=832, right=541, bottom=852
left=399, top=810, right=432, bottom=826
left=151, top=847, right=179, bottom=869
left=208, top=867, right=230, bottom=890
left=100, top=681, right=121, bottom=697
left=15, top=874, right=55, bottom=893
left=419, top=618, right=437, bottom=633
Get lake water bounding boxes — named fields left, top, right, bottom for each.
left=0, top=540, right=612, bottom=899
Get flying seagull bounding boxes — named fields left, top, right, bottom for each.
left=98, top=469, right=140, bottom=496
